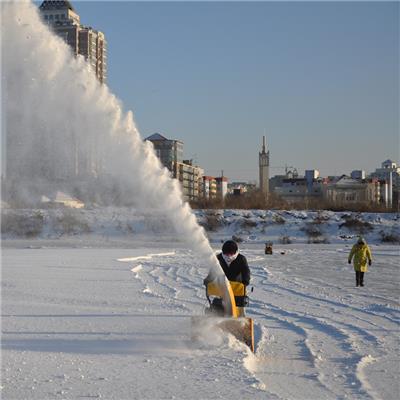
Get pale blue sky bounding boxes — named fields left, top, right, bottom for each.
left=66, top=1, right=398, bottom=181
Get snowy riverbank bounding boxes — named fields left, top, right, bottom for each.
left=2, top=207, right=399, bottom=246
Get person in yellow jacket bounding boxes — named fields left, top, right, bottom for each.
left=348, top=237, right=372, bottom=287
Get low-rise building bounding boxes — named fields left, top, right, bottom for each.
left=274, top=172, right=324, bottom=203
left=323, top=176, right=380, bottom=205
left=228, top=182, right=256, bottom=195
left=174, top=160, right=204, bottom=201
left=270, top=167, right=299, bottom=193
left=201, top=176, right=229, bottom=199
left=202, top=176, right=217, bottom=199
left=370, top=160, right=400, bottom=208
left=271, top=165, right=391, bottom=207
left=216, top=176, right=228, bottom=199
left=351, top=170, right=366, bottom=180
left=269, top=175, right=286, bottom=193
left=274, top=178, right=307, bottom=202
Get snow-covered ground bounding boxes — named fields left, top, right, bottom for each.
left=1, top=237, right=400, bottom=399
left=2, top=221, right=399, bottom=399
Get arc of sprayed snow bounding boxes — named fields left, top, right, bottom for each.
left=3, top=1, right=234, bottom=316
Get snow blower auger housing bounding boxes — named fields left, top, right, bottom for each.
left=191, top=278, right=254, bottom=352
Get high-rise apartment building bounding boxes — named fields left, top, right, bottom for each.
left=145, top=133, right=203, bottom=201
left=39, top=1, right=107, bottom=83
left=145, top=133, right=183, bottom=170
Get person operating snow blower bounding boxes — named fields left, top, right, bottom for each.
left=204, top=240, right=251, bottom=317
left=193, top=240, right=254, bottom=351
left=348, top=236, right=372, bottom=287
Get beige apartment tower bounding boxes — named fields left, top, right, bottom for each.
left=39, top=1, right=107, bottom=83
left=259, top=136, right=270, bottom=196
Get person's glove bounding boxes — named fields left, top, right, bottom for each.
left=369, top=260, right=372, bottom=266
left=348, top=260, right=351, bottom=264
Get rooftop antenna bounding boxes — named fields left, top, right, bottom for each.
left=264, top=128, right=268, bottom=151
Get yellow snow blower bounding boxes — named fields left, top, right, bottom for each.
left=191, top=276, right=254, bottom=352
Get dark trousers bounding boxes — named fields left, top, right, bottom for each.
left=355, top=271, right=365, bottom=286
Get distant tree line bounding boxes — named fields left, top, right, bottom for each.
left=190, top=190, right=398, bottom=213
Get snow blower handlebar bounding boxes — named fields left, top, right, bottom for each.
left=204, top=278, right=254, bottom=318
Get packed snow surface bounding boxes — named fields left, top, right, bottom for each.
left=2, top=229, right=399, bottom=399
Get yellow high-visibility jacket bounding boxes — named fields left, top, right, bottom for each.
left=348, top=244, right=372, bottom=272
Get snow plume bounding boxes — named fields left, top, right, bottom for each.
left=1, top=0, right=231, bottom=301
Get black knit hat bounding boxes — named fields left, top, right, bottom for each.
left=222, top=240, right=238, bottom=255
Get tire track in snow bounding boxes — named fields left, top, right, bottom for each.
left=149, top=263, right=202, bottom=312
left=247, top=307, right=336, bottom=399
left=256, top=281, right=386, bottom=348
left=249, top=300, right=376, bottom=399
left=267, top=291, right=383, bottom=349
left=356, top=355, right=383, bottom=400
left=255, top=265, right=399, bottom=328
left=117, top=252, right=176, bottom=262
left=118, top=251, right=190, bottom=312
left=246, top=253, right=391, bottom=332
left=254, top=263, right=397, bottom=375
left=120, top=250, right=206, bottom=314
left=161, top=251, right=209, bottom=308
left=252, top=266, right=398, bottom=398
left=232, top=246, right=396, bottom=399
left=246, top=258, right=381, bottom=398
left=249, top=265, right=388, bottom=399
left=239, top=250, right=379, bottom=398
left=254, top=262, right=395, bottom=348
left=137, top=263, right=191, bottom=312
left=152, top=252, right=208, bottom=311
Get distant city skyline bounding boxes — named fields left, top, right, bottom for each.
left=56, top=1, right=398, bottom=181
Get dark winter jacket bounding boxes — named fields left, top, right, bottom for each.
left=216, top=253, right=251, bottom=307
left=217, top=253, right=251, bottom=286
left=203, top=253, right=251, bottom=307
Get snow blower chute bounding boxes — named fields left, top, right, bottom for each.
left=191, top=275, right=254, bottom=352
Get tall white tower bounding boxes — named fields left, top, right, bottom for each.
left=259, top=136, right=270, bottom=196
